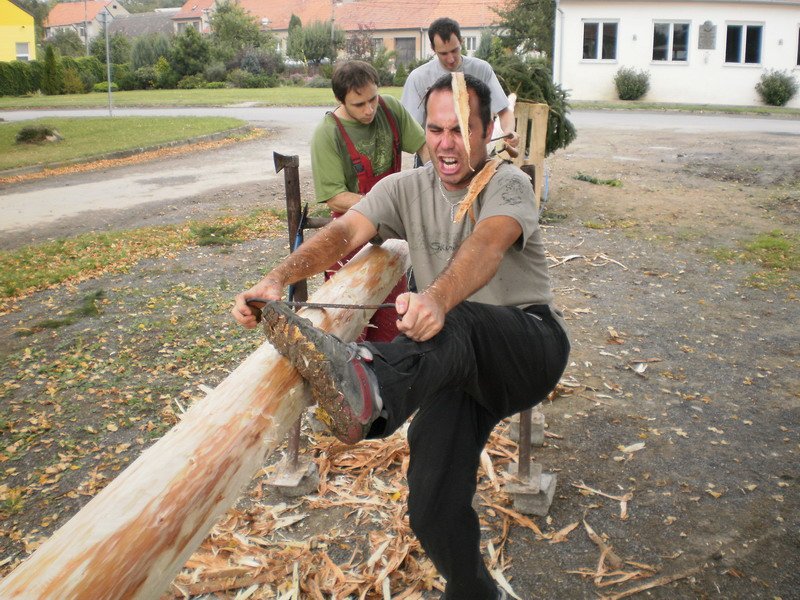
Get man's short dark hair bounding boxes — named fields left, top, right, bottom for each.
left=428, top=17, right=461, bottom=47
left=424, top=73, right=493, bottom=135
left=331, top=61, right=379, bottom=104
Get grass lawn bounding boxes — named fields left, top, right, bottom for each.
left=571, top=99, right=800, bottom=117
left=0, top=209, right=285, bottom=304
left=0, top=87, right=403, bottom=110
left=0, top=86, right=797, bottom=116
left=0, top=116, right=246, bottom=171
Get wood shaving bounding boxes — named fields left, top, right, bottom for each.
left=454, top=157, right=502, bottom=223
left=451, top=72, right=472, bottom=169
left=169, top=426, right=528, bottom=598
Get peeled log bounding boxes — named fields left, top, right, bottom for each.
left=0, top=240, right=409, bottom=599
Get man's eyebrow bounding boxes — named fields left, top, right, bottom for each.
left=426, top=122, right=461, bottom=132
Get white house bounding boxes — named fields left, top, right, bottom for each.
left=553, top=0, right=800, bottom=108
left=44, top=0, right=129, bottom=45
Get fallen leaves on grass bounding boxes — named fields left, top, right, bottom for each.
left=0, top=211, right=282, bottom=315
left=0, top=131, right=266, bottom=186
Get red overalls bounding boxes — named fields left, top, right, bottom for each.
left=326, top=96, right=407, bottom=342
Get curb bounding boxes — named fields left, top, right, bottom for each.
left=0, top=125, right=255, bottom=179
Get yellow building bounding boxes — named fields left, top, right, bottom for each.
left=0, top=0, right=36, bottom=62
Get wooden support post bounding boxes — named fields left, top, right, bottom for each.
left=0, top=240, right=409, bottom=599
left=277, top=152, right=306, bottom=476
left=512, top=102, right=549, bottom=210
left=518, top=408, right=532, bottom=479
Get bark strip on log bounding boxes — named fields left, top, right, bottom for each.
left=0, top=240, right=409, bottom=599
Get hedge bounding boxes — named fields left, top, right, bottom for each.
left=0, top=56, right=109, bottom=96
left=0, top=60, right=42, bottom=96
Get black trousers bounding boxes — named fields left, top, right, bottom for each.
left=364, top=301, right=570, bottom=599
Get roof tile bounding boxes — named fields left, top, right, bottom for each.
left=171, top=0, right=505, bottom=31
left=44, top=0, right=115, bottom=28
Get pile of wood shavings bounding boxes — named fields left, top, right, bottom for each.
left=168, top=423, right=541, bottom=599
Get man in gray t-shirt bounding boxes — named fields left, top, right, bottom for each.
left=402, top=17, right=519, bottom=153
left=233, top=74, right=569, bottom=600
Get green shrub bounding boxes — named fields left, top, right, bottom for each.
left=204, top=61, right=227, bottom=83
left=62, top=67, right=88, bottom=93
left=60, top=56, right=101, bottom=91
left=177, top=74, right=207, bottom=89
left=93, top=81, right=119, bottom=92
left=131, top=33, right=172, bottom=70
left=393, top=63, right=407, bottom=86
left=756, top=69, right=799, bottom=107
left=240, top=47, right=264, bottom=74
left=233, top=45, right=285, bottom=77
left=76, top=56, right=104, bottom=83
left=283, top=73, right=306, bottom=86
left=204, top=81, right=226, bottom=89
left=170, top=26, right=210, bottom=77
left=226, top=68, right=277, bottom=88
left=614, top=67, right=650, bottom=100
left=15, top=125, right=61, bottom=143
left=154, top=56, right=178, bottom=89
left=134, top=65, right=157, bottom=89
left=305, top=75, right=330, bottom=88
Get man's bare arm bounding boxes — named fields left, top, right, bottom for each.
left=396, top=215, right=522, bottom=341
left=325, top=191, right=363, bottom=214
left=497, top=107, right=520, bottom=149
left=232, top=211, right=378, bottom=328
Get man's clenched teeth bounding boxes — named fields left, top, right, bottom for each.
left=438, top=156, right=459, bottom=175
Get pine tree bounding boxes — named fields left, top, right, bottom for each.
left=41, top=45, right=61, bottom=95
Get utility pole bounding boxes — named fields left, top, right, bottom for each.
left=83, top=0, right=89, bottom=55
left=102, top=8, right=113, bottom=117
left=330, top=0, right=335, bottom=42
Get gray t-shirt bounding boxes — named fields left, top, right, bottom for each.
left=401, top=56, right=510, bottom=124
left=352, top=162, right=554, bottom=309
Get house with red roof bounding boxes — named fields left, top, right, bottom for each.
left=171, top=0, right=505, bottom=63
left=44, top=0, right=129, bottom=45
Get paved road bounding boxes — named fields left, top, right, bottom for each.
left=1, top=107, right=798, bottom=234
left=4, top=105, right=800, bottom=132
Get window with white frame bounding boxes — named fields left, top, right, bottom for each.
left=725, top=23, right=763, bottom=64
left=16, top=42, right=30, bottom=61
left=796, top=26, right=799, bottom=65
left=583, top=21, right=618, bottom=60
left=464, top=36, right=477, bottom=51
left=372, top=38, right=384, bottom=52
left=652, top=21, right=689, bottom=62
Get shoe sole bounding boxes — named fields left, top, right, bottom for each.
left=262, top=302, right=371, bottom=444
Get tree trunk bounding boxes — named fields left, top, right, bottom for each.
left=0, top=240, right=409, bottom=599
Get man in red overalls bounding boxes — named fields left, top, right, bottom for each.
left=310, top=60, right=429, bottom=341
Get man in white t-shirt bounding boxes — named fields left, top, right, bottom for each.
left=401, top=17, right=519, bottom=153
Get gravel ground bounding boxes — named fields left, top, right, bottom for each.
left=0, top=123, right=798, bottom=598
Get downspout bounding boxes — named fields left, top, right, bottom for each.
left=554, top=0, right=565, bottom=85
